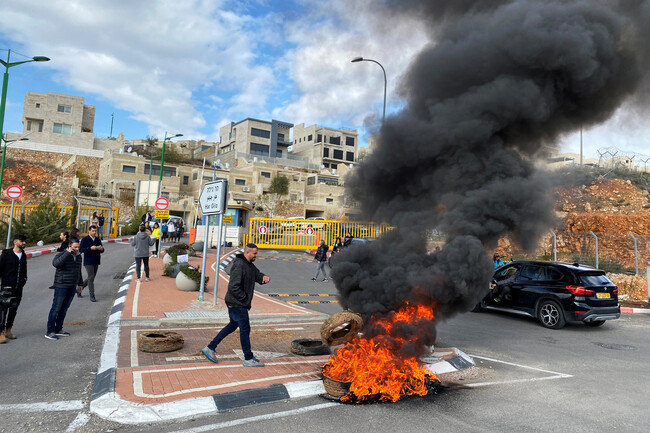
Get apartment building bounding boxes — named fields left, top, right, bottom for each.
left=291, top=123, right=359, bottom=171
left=217, top=118, right=293, bottom=164
left=20, top=92, right=95, bottom=149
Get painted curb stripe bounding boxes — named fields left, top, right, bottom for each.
left=213, top=384, right=290, bottom=411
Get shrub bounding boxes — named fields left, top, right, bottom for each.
left=165, top=243, right=193, bottom=264
left=179, top=265, right=208, bottom=284
left=0, top=197, right=71, bottom=246
left=122, top=205, right=149, bottom=235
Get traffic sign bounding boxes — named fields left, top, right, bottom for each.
left=155, top=197, right=169, bottom=210
left=258, top=226, right=268, bottom=234
left=155, top=210, right=170, bottom=219
left=223, top=215, right=233, bottom=224
left=199, top=179, right=228, bottom=215
left=6, top=185, right=23, bottom=200
left=305, top=227, right=315, bottom=235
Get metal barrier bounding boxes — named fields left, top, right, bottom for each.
left=0, top=203, right=120, bottom=238
left=247, top=218, right=392, bottom=249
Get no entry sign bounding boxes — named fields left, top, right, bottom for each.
left=6, top=185, right=23, bottom=200
left=155, top=197, right=169, bottom=210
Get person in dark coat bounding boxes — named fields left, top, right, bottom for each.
left=312, top=239, right=329, bottom=282
left=97, top=212, right=105, bottom=240
left=79, top=225, right=104, bottom=302
left=56, top=231, right=70, bottom=252
left=45, top=238, right=83, bottom=340
left=0, top=234, right=28, bottom=343
left=201, top=243, right=270, bottom=367
left=131, top=225, right=156, bottom=281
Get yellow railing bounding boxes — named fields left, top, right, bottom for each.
left=246, top=218, right=392, bottom=249
left=0, top=204, right=120, bottom=238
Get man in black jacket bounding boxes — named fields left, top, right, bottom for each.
left=202, top=243, right=270, bottom=367
left=45, top=239, right=84, bottom=340
left=0, top=234, right=27, bottom=343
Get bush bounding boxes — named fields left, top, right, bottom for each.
left=179, top=265, right=208, bottom=284
left=165, top=243, right=193, bottom=264
left=122, top=205, right=149, bottom=235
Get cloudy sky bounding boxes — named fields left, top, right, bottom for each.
left=0, top=0, right=647, bottom=160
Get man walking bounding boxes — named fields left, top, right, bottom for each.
left=45, top=239, right=84, bottom=340
left=0, top=234, right=28, bottom=343
left=202, top=243, right=270, bottom=367
left=80, top=225, right=104, bottom=302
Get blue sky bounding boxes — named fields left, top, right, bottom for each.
left=1, top=0, right=648, bottom=160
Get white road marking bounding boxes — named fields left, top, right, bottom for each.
left=65, top=412, right=90, bottom=432
left=466, top=354, right=573, bottom=388
left=132, top=278, right=140, bottom=316
left=169, top=402, right=339, bottom=433
left=0, top=400, right=85, bottom=412
left=130, top=329, right=139, bottom=367
left=273, top=327, right=304, bottom=330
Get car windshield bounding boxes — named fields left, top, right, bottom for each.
left=579, top=272, right=613, bottom=287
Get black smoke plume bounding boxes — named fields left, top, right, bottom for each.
left=332, top=0, right=647, bottom=351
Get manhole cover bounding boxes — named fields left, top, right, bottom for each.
left=113, top=272, right=127, bottom=279
left=595, top=342, right=637, bottom=351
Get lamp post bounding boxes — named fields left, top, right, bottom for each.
left=0, top=49, right=50, bottom=193
left=157, top=132, right=182, bottom=197
left=351, top=56, right=386, bottom=124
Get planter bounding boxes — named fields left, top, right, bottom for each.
left=176, top=271, right=199, bottom=291
left=165, top=263, right=181, bottom=278
left=162, top=253, right=173, bottom=266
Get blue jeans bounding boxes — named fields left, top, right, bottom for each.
left=98, top=226, right=104, bottom=239
left=207, top=307, right=253, bottom=360
left=47, top=287, right=76, bottom=333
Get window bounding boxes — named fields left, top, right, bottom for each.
left=183, top=175, right=189, bottom=185
left=144, top=164, right=176, bottom=177
left=318, top=176, right=338, bottom=185
left=57, top=104, right=71, bottom=113
left=308, top=134, right=313, bottom=141
left=53, top=123, right=72, bottom=134
left=276, top=150, right=282, bottom=157
left=331, top=163, right=338, bottom=169
left=35, top=103, right=40, bottom=108
left=326, top=198, right=334, bottom=203
left=250, top=142, right=269, bottom=156
left=307, top=177, right=316, bottom=185
left=329, top=136, right=341, bottom=145
left=251, top=128, right=271, bottom=139
left=346, top=151, right=355, bottom=162
left=333, top=149, right=343, bottom=160
left=278, top=133, right=285, bottom=142
left=192, top=172, right=198, bottom=180
left=38, top=122, right=43, bottom=132
left=161, top=191, right=170, bottom=198
left=26, top=120, right=32, bottom=131
left=346, top=137, right=355, bottom=146
left=317, top=134, right=322, bottom=142
left=261, top=172, right=271, bottom=178
left=122, top=165, right=136, bottom=173
left=323, top=163, right=329, bottom=168
left=518, top=265, right=543, bottom=281
left=235, top=179, right=246, bottom=186
left=323, top=147, right=329, bottom=157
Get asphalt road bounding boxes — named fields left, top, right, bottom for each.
left=0, top=240, right=136, bottom=433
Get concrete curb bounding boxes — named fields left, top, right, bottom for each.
left=23, top=237, right=132, bottom=260
left=620, top=306, right=650, bottom=314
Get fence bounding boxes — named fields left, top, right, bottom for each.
left=0, top=203, right=120, bottom=238
left=245, top=218, right=392, bottom=249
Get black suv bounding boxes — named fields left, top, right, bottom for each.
left=473, top=261, right=620, bottom=329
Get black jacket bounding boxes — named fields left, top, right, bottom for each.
left=0, top=248, right=27, bottom=289
left=80, top=235, right=104, bottom=266
left=224, top=254, right=266, bottom=309
left=57, top=239, right=69, bottom=252
left=52, top=250, right=83, bottom=289
left=314, top=244, right=329, bottom=261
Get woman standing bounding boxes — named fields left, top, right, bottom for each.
left=131, top=225, right=156, bottom=281
left=90, top=212, right=100, bottom=230
left=97, top=212, right=105, bottom=240
left=151, top=222, right=161, bottom=257
left=312, top=239, right=329, bottom=282
left=56, top=231, right=70, bottom=252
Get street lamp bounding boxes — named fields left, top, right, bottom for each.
left=0, top=49, right=50, bottom=193
left=157, top=132, right=182, bottom=197
left=351, top=56, right=386, bottom=124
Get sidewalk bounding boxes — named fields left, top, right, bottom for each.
left=89, top=246, right=475, bottom=424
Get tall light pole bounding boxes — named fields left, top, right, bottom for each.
left=0, top=49, right=50, bottom=193
left=351, top=56, right=386, bottom=124
left=157, top=132, right=182, bottom=197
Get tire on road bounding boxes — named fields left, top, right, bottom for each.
left=138, top=331, right=184, bottom=353
left=290, top=338, right=331, bottom=356
left=537, top=299, right=566, bottom=329
left=320, top=310, right=363, bottom=346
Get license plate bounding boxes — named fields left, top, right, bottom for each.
left=597, top=292, right=610, bottom=299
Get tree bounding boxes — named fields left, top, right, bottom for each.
left=0, top=197, right=71, bottom=245
left=257, top=175, right=289, bottom=217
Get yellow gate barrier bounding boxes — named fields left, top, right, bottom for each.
left=247, top=218, right=392, bottom=249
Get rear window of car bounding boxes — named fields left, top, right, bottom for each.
left=579, top=272, right=614, bottom=287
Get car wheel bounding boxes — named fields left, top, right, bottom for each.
left=537, top=300, right=566, bottom=329
left=584, top=320, right=606, bottom=327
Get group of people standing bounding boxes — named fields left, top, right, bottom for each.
left=0, top=224, right=105, bottom=344
left=311, top=232, right=353, bottom=282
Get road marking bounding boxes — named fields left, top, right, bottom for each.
left=466, top=354, right=573, bottom=388
left=273, top=327, right=304, bottom=331
left=0, top=400, right=85, bottom=412
left=65, top=412, right=90, bottom=432
left=130, top=329, right=139, bottom=367
left=166, top=350, right=287, bottom=362
left=268, top=293, right=337, bottom=297
left=132, top=278, right=141, bottom=317
left=287, top=300, right=339, bottom=304
left=169, top=402, right=339, bottom=433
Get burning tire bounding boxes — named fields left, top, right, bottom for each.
left=322, top=376, right=351, bottom=398
left=137, top=331, right=184, bottom=353
left=290, top=338, right=331, bottom=356
left=320, top=311, right=363, bottom=346
left=537, top=300, right=565, bottom=329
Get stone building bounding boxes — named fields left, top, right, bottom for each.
left=291, top=123, right=359, bottom=171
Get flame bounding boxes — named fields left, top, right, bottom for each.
left=322, top=302, right=438, bottom=403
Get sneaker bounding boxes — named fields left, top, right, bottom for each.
left=77, top=292, right=83, bottom=298
left=202, top=346, right=218, bottom=363
left=243, top=357, right=264, bottom=367
left=55, top=331, right=71, bottom=337
left=311, top=278, right=317, bottom=281
left=322, top=278, right=329, bottom=282
left=145, top=278, right=150, bottom=282
left=44, top=332, right=59, bottom=340
left=90, top=296, right=97, bottom=302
